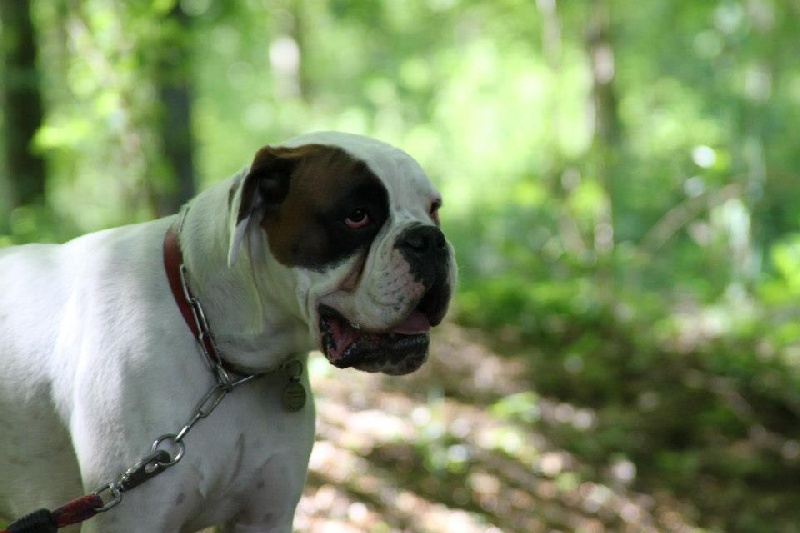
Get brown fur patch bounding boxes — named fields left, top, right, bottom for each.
left=246, top=144, right=389, bottom=269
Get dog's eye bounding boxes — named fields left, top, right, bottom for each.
left=429, top=199, right=442, bottom=225
left=344, top=208, right=370, bottom=230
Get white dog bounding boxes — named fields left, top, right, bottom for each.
left=0, top=132, right=455, bottom=532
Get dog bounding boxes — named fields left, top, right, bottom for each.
left=0, top=132, right=455, bottom=532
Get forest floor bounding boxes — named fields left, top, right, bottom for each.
left=0, top=323, right=707, bottom=533
left=294, top=323, right=699, bottom=533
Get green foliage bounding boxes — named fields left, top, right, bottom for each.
left=761, top=235, right=800, bottom=304
left=2, top=0, right=800, bottom=530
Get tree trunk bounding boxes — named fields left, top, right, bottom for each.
left=291, top=0, right=312, bottom=102
left=154, top=4, right=196, bottom=216
left=585, top=0, right=620, bottom=291
left=537, top=0, right=588, bottom=256
left=0, top=0, right=47, bottom=212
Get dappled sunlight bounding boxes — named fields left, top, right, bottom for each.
left=297, top=325, right=697, bottom=532
left=2, top=1, right=799, bottom=531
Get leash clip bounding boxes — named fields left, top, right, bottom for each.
left=92, top=483, right=122, bottom=513
left=117, top=447, right=175, bottom=493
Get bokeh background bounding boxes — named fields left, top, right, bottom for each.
left=2, top=1, right=800, bottom=531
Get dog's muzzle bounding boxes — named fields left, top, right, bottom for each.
left=318, top=225, right=452, bottom=376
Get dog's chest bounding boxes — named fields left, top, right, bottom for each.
left=175, top=372, right=317, bottom=529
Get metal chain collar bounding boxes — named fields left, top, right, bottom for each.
left=92, top=217, right=274, bottom=513
left=178, top=261, right=245, bottom=390
left=175, top=206, right=237, bottom=390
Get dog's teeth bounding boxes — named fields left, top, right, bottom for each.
left=352, top=322, right=361, bottom=330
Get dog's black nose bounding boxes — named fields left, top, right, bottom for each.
left=396, top=225, right=449, bottom=289
left=396, top=225, right=447, bottom=259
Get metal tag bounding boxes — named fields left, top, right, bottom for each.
left=283, top=381, right=306, bottom=412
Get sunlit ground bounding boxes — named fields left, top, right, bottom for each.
left=0, top=324, right=731, bottom=533
left=292, top=324, right=697, bottom=533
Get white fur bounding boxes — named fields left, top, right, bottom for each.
left=282, top=132, right=455, bottom=334
left=0, top=132, right=453, bottom=532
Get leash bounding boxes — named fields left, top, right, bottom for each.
left=0, top=497, right=103, bottom=533
left=2, top=218, right=306, bottom=532
left=0, top=378, right=249, bottom=533
left=1, top=376, right=266, bottom=533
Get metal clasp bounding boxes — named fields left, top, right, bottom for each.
left=117, top=449, right=173, bottom=493
left=93, top=482, right=122, bottom=512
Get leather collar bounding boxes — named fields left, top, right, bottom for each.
left=163, top=223, right=242, bottom=381
left=162, top=221, right=307, bottom=412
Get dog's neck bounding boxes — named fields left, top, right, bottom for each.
left=176, top=177, right=313, bottom=372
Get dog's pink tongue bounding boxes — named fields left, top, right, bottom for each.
left=392, top=311, right=431, bottom=335
left=330, top=318, right=358, bottom=362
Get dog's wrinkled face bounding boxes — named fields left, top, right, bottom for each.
left=228, top=132, right=455, bottom=375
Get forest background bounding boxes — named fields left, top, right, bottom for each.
left=2, top=0, right=800, bottom=531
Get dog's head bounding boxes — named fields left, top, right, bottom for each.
left=228, top=132, right=456, bottom=375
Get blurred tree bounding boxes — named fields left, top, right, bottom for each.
left=153, top=2, right=197, bottom=216
left=585, top=0, right=619, bottom=290
left=1, top=1, right=800, bottom=527
left=289, top=0, right=312, bottom=101
left=0, top=0, right=47, bottom=213
left=536, top=0, right=587, bottom=258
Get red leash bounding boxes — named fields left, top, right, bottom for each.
left=0, top=494, right=102, bottom=533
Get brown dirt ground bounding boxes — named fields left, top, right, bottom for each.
left=292, top=323, right=697, bottom=533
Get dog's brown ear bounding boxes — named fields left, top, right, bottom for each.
left=228, top=147, right=300, bottom=266
left=238, top=148, right=297, bottom=219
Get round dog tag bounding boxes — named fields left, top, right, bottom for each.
left=283, top=381, right=306, bottom=412
left=284, top=360, right=303, bottom=379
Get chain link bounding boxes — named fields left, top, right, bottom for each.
left=91, top=219, right=278, bottom=515
left=92, top=375, right=255, bottom=512
left=178, top=264, right=234, bottom=389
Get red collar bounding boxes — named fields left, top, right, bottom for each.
left=162, top=225, right=308, bottom=412
left=163, top=224, right=235, bottom=382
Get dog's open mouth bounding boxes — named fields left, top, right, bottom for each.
left=318, top=285, right=450, bottom=375
left=318, top=305, right=430, bottom=375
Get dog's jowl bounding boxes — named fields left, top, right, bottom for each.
left=0, top=132, right=455, bottom=532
